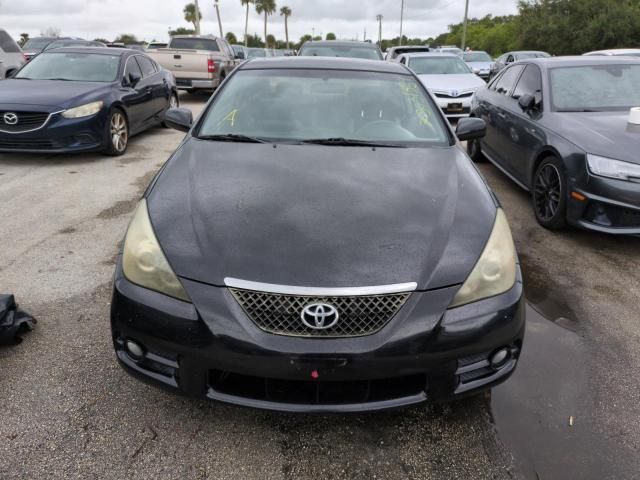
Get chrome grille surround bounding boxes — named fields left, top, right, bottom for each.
left=226, top=279, right=416, bottom=338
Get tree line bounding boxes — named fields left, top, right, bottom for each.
left=432, top=0, right=640, bottom=56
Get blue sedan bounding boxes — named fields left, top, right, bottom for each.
left=0, top=47, right=178, bottom=155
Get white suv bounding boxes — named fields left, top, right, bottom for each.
left=0, top=29, right=25, bottom=79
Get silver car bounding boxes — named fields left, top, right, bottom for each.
left=462, top=51, right=494, bottom=81
left=0, top=29, right=25, bottom=79
left=397, top=52, right=486, bottom=119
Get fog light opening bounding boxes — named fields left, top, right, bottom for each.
left=125, top=339, right=145, bottom=361
left=490, top=348, right=510, bottom=370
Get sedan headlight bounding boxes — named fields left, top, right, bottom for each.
left=587, top=154, right=640, bottom=182
left=122, top=199, right=191, bottom=302
left=61, top=101, right=104, bottom=119
left=449, top=209, right=517, bottom=308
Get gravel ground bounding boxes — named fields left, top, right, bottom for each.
left=0, top=93, right=638, bottom=479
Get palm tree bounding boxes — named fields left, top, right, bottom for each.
left=184, top=3, right=203, bottom=33
left=280, top=6, right=292, bottom=50
left=255, top=0, right=277, bottom=49
left=241, top=0, right=254, bottom=47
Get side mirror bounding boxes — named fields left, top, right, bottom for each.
left=456, top=117, right=486, bottom=142
left=518, top=93, right=536, bottom=112
left=164, top=108, right=193, bottom=132
left=473, top=68, right=481, bottom=75
left=127, top=72, right=142, bottom=87
left=235, top=51, right=245, bottom=60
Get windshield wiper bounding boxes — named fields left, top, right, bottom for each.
left=197, top=134, right=268, bottom=144
left=302, top=137, right=407, bottom=148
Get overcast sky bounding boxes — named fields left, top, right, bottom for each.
left=1, top=0, right=518, bottom=43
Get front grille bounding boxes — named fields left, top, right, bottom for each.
left=435, top=92, right=474, bottom=99
left=0, top=138, right=57, bottom=150
left=0, top=111, right=50, bottom=133
left=209, top=370, right=427, bottom=405
left=229, top=288, right=411, bottom=338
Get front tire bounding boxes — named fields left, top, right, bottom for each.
left=103, top=109, right=129, bottom=156
left=162, top=94, right=179, bottom=128
left=532, top=156, right=567, bottom=230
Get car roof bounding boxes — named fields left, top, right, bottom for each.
left=403, top=52, right=459, bottom=59
left=41, top=47, right=131, bottom=56
left=584, top=48, right=640, bottom=56
left=301, top=41, right=378, bottom=48
left=240, top=56, right=408, bottom=74
left=519, top=55, right=640, bottom=68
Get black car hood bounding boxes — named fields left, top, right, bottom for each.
left=148, top=139, right=497, bottom=290
left=0, top=79, right=111, bottom=111
left=552, top=111, right=640, bottom=164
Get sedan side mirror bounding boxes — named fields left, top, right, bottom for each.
left=456, top=117, right=486, bottom=142
left=164, top=108, right=193, bottom=132
left=127, top=72, right=142, bottom=87
left=518, top=94, right=536, bottom=112
left=473, top=68, right=481, bottom=75
left=235, top=51, right=245, bottom=60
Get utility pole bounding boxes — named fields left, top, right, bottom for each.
left=461, top=0, right=470, bottom=51
left=399, top=0, right=405, bottom=46
left=214, top=0, right=223, bottom=38
left=363, top=27, right=366, bottom=42
left=312, top=27, right=315, bottom=40
left=376, top=15, right=383, bottom=47
left=194, top=0, right=201, bottom=35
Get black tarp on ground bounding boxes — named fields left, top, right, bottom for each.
left=0, top=294, right=36, bottom=345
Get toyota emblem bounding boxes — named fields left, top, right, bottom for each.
left=301, top=303, right=339, bottom=330
left=3, top=113, right=18, bottom=125
left=450, top=90, right=459, bottom=98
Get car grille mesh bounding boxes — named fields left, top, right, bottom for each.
left=0, top=111, right=50, bottom=133
left=229, top=288, right=411, bottom=338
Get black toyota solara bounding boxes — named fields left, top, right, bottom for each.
left=111, top=57, right=525, bottom=413
left=0, top=47, right=178, bottom=155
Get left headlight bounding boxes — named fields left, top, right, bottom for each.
left=62, top=101, right=104, bottom=119
left=587, top=154, right=640, bottom=182
left=449, top=209, right=517, bottom=308
left=122, top=199, right=191, bottom=302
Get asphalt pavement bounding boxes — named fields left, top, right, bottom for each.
left=1, top=93, right=638, bottom=479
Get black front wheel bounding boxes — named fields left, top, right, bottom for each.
left=532, top=156, right=567, bottom=230
left=467, top=138, right=485, bottom=162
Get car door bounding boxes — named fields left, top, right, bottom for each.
left=135, top=55, right=169, bottom=117
left=501, top=64, right=546, bottom=185
left=121, top=55, right=149, bottom=134
left=477, top=64, right=525, bottom=179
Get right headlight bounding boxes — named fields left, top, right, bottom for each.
left=449, top=209, right=517, bottom=308
left=122, top=199, right=191, bottom=302
left=587, top=154, right=640, bottom=182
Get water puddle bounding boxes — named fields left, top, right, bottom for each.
left=491, top=305, right=629, bottom=479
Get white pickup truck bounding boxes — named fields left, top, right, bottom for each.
left=149, top=35, right=241, bottom=92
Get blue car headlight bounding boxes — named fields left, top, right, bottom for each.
left=62, top=101, right=104, bottom=119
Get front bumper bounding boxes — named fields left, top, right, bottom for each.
left=111, top=260, right=525, bottom=413
left=568, top=174, right=640, bottom=235
left=434, top=96, right=473, bottom=119
left=0, top=111, right=107, bottom=154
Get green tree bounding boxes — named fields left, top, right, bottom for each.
left=226, top=32, right=238, bottom=44
left=241, top=0, right=254, bottom=47
left=114, top=34, right=139, bottom=44
left=298, top=34, right=312, bottom=49
left=18, top=33, right=29, bottom=47
left=184, top=3, right=203, bottom=32
left=255, top=0, right=277, bottom=48
left=170, top=27, right=196, bottom=36
left=280, top=6, right=292, bottom=49
left=326, top=32, right=336, bottom=40
left=93, top=38, right=109, bottom=44
left=246, top=33, right=264, bottom=47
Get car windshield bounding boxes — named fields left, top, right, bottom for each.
left=23, top=38, right=54, bottom=50
left=247, top=49, right=267, bottom=58
left=463, top=52, right=492, bottom=62
left=299, top=45, right=383, bottom=61
left=550, top=64, right=640, bottom=111
left=518, top=52, right=549, bottom=59
left=44, top=41, right=102, bottom=51
left=15, top=52, right=121, bottom=82
left=197, top=69, right=449, bottom=146
left=409, top=57, right=472, bottom=75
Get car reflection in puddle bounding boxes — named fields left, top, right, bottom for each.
left=491, top=305, right=630, bottom=479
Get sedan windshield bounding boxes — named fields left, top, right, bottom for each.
left=197, top=69, right=449, bottom=146
left=550, top=64, right=640, bottom=111
left=463, top=52, right=492, bottom=62
left=23, top=38, right=54, bottom=50
left=409, top=57, right=472, bottom=75
left=15, top=52, right=121, bottom=82
left=299, top=45, right=383, bottom=61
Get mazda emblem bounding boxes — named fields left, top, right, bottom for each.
left=3, top=113, right=18, bottom=125
left=301, top=303, right=339, bottom=330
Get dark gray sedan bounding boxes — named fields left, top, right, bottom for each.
left=469, top=56, right=640, bottom=234
left=111, top=57, right=524, bottom=412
